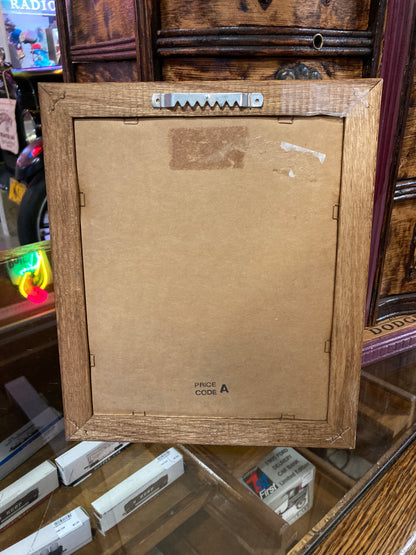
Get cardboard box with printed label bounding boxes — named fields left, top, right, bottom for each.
left=241, top=447, right=315, bottom=525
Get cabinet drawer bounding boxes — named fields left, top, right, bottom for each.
left=160, top=0, right=372, bottom=31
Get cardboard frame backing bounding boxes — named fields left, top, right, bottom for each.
left=39, top=80, right=382, bottom=447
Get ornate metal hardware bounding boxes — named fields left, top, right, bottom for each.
left=274, top=62, right=321, bottom=81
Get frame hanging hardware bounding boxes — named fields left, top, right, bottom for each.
left=277, top=116, right=294, bottom=124
left=151, top=92, right=264, bottom=109
left=279, top=413, right=296, bottom=421
left=79, top=192, right=86, bottom=207
left=123, top=118, right=139, bottom=125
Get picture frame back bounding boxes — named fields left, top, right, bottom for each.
left=39, top=80, right=382, bottom=447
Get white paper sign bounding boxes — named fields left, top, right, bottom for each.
left=0, top=98, right=18, bottom=154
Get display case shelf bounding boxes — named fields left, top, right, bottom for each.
left=2, top=241, right=416, bottom=553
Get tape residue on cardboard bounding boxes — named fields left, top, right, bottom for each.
left=280, top=141, right=326, bottom=164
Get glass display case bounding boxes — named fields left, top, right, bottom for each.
left=1, top=240, right=416, bottom=554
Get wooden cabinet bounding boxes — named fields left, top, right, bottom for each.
left=375, top=36, right=416, bottom=320
left=56, top=0, right=385, bottom=84
left=157, top=0, right=378, bottom=81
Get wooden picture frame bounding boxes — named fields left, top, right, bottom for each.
left=39, top=80, right=382, bottom=447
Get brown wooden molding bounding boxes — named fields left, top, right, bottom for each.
left=54, top=0, right=74, bottom=82
left=70, top=38, right=137, bottom=63
left=394, top=178, right=416, bottom=201
left=134, top=0, right=161, bottom=81
left=377, top=293, right=416, bottom=322
left=159, top=26, right=373, bottom=38
left=364, top=0, right=388, bottom=76
left=71, top=37, right=138, bottom=53
left=157, top=26, right=373, bottom=58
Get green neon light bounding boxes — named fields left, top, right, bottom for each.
left=17, top=251, right=41, bottom=276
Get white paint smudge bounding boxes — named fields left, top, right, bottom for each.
left=280, top=141, right=326, bottom=164
left=289, top=169, right=295, bottom=178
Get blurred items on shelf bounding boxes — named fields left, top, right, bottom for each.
left=2, top=2, right=59, bottom=69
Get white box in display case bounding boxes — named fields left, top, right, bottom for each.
left=2, top=506, right=92, bottom=554
left=55, top=441, right=129, bottom=486
left=0, top=460, right=59, bottom=530
left=0, top=407, right=64, bottom=480
left=92, top=447, right=184, bottom=534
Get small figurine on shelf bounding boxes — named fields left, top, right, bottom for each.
left=30, top=43, right=53, bottom=68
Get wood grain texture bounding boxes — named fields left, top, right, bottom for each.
left=328, top=80, right=382, bottom=436
left=160, top=0, right=372, bottom=31
left=39, top=80, right=381, bottom=446
left=290, top=426, right=416, bottom=554
left=74, top=61, right=138, bottom=82
left=54, top=0, right=74, bottom=82
left=380, top=198, right=416, bottom=296
left=363, top=0, right=388, bottom=77
left=38, top=79, right=380, bottom=118
left=68, top=0, right=136, bottom=45
left=309, top=439, right=416, bottom=554
left=67, top=415, right=348, bottom=447
left=397, top=57, right=416, bottom=179
left=162, top=57, right=363, bottom=81
left=38, top=94, right=92, bottom=437
left=134, top=0, right=161, bottom=80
